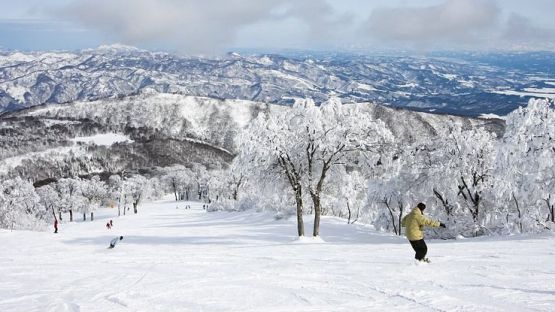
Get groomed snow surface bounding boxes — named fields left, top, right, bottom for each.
left=1, top=199, right=554, bottom=312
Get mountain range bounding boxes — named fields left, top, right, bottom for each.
left=2, top=45, right=554, bottom=117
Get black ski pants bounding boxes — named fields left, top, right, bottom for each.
left=409, top=239, right=427, bottom=260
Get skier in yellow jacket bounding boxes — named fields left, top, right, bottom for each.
left=401, top=203, right=445, bottom=263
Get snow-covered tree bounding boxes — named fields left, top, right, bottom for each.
left=207, top=163, right=246, bottom=204
left=36, top=185, right=62, bottom=222
left=206, top=169, right=228, bottom=200
left=125, top=175, right=149, bottom=214
left=147, top=177, right=165, bottom=201
left=107, top=174, right=123, bottom=214
left=238, top=97, right=393, bottom=237
left=161, top=165, right=193, bottom=201
left=191, top=164, right=209, bottom=200
left=238, top=104, right=310, bottom=236
left=497, top=99, right=555, bottom=231
left=417, top=125, right=497, bottom=236
left=364, top=138, right=415, bottom=235
left=0, top=178, right=46, bottom=230
left=54, top=178, right=86, bottom=222
left=328, top=169, right=367, bottom=224
left=81, top=176, right=108, bottom=221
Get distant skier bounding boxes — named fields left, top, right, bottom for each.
left=109, top=236, right=123, bottom=249
left=109, top=220, right=113, bottom=227
left=106, top=222, right=111, bottom=229
left=54, top=219, right=58, bottom=234
left=401, top=203, right=445, bottom=263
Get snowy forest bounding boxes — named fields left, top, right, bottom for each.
left=1, top=98, right=554, bottom=238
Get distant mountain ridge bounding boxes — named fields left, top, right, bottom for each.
left=1, top=46, right=554, bottom=116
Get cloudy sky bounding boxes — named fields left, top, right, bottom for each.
left=1, top=0, right=554, bottom=54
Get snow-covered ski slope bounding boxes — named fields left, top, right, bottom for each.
left=1, top=199, right=554, bottom=312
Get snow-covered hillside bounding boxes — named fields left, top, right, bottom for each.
left=24, top=94, right=279, bottom=147
left=0, top=93, right=502, bottom=181
left=1, top=199, right=554, bottom=311
left=1, top=46, right=553, bottom=116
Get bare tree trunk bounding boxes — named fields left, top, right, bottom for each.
left=83, top=213, right=86, bottom=221
left=513, top=193, right=523, bottom=233
left=312, top=194, right=321, bottom=237
left=91, top=212, right=94, bottom=221
left=306, top=126, right=343, bottom=236
left=69, top=210, right=73, bottom=222
left=347, top=202, right=352, bottom=224
left=307, top=145, right=334, bottom=237
left=551, top=204, right=555, bottom=222
left=232, top=175, right=243, bottom=201
left=279, top=154, right=305, bottom=237
left=346, top=202, right=359, bottom=224
left=459, top=176, right=480, bottom=223
left=171, top=178, right=178, bottom=201
left=545, top=194, right=554, bottom=223
left=59, top=211, right=62, bottom=222
left=133, top=202, right=138, bottom=214
left=382, top=197, right=398, bottom=235
left=433, top=188, right=452, bottom=216
left=295, top=187, right=305, bottom=237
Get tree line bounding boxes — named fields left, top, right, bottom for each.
left=2, top=98, right=553, bottom=239
left=209, top=98, right=555, bottom=238
left=0, top=165, right=212, bottom=231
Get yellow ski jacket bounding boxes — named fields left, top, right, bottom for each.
left=401, top=207, right=440, bottom=241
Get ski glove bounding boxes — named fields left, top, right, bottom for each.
left=439, top=222, right=446, bottom=228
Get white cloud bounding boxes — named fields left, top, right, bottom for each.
left=12, top=0, right=552, bottom=53
left=55, top=0, right=350, bottom=54
left=503, top=13, right=555, bottom=41
left=361, top=0, right=500, bottom=48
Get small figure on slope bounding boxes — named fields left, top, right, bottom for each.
left=109, top=236, right=123, bottom=249
left=401, top=203, right=446, bottom=263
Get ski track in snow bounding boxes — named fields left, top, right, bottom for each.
left=1, top=199, right=555, bottom=311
